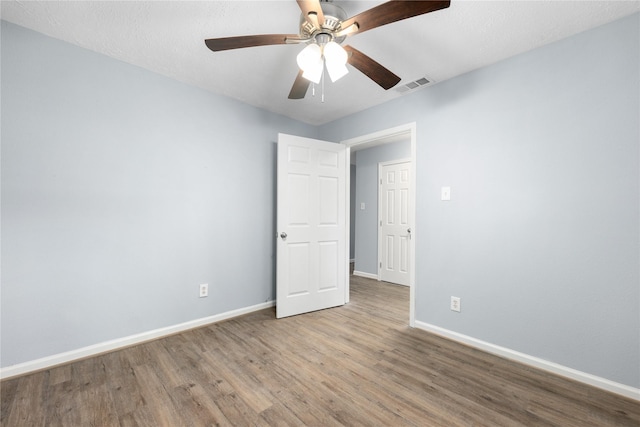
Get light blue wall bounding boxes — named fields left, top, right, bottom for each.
left=353, top=141, right=411, bottom=275
left=320, top=14, right=640, bottom=388
left=0, top=21, right=317, bottom=367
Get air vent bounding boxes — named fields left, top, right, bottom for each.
left=396, top=76, right=434, bottom=93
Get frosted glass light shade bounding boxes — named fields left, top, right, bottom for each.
left=297, top=44, right=323, bottom=84
left=302, top=62, right=323, bottom=84
left=323, top=41, right=349, bottom=82
left=325, top=61, right=348, bottom=82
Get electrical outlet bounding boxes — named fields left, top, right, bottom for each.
left=451, top=296, right=461, bottom=312
left=199, top=283, right=208, bottom=298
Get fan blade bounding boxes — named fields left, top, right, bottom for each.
left=344, top=45, right=401, bottom=90
left=341, top=0, right=450, bottom=35
left=297, top=0, right=325, bottom=28
left=205, top=34, right=299, bottom=52
left=288, top=70, right=311, bottom=99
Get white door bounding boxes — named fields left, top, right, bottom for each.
left=276, top=133, right=347, bottom=318
left=379, top=160, right=412, bottom=286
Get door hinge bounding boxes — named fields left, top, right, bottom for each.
left=379, top=262, right=382, bottom=269
left=380, top=220, right=382, bottom=227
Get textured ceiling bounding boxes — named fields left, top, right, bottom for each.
left=2, top=1, right=639, bottom=125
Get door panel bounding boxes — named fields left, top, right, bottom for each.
left=277, top=133, right=347, bottom=318
left=288, top=174, right=310, bottom=224
left=319, top=176, right=339, bottom=224
left=319, top=241, right=339, bottom=291
left=288, top=243, right=310, bottom=296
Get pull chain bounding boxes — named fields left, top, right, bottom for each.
left=321, top=67, right=325, bottom=103
left=309, top=67, right=326, bottom=102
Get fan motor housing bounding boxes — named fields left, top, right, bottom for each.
left=299, top=2, right=348, bottom=44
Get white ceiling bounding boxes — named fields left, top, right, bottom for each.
left=2, top=1, right=639, bottom=125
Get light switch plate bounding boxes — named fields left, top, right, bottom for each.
left=441, top=186, right=451, bottom=201
left=360, top=202, right=365, bottom=210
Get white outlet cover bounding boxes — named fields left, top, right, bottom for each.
left=199, top=283, right=208, bottom=298
left=451, top=296, right=461, bottom=312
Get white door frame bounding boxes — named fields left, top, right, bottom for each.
left=341, top=122, right=417, bottom=327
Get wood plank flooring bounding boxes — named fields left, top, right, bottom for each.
left=2, top=275, right=639, bottom=426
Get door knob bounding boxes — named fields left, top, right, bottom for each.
left=280, top=232, right=287, bottom=239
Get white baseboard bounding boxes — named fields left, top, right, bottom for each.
left=0, top=301, right=275, bottom=380
left=353, top=270, right=378, bottom=280
left=414, top=321, right=640, bottom=401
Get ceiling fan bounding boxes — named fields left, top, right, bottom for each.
left=204, top=0, right=451, bottom=99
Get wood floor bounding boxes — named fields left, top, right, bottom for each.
left=2, top=275, right=639, bottom=426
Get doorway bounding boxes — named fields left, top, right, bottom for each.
left=342, top=123, right=417, bottom=326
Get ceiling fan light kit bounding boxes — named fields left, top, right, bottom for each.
left=297, top=40, right=349, bottom=84
left=204, top=0, right=451, bottom=99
